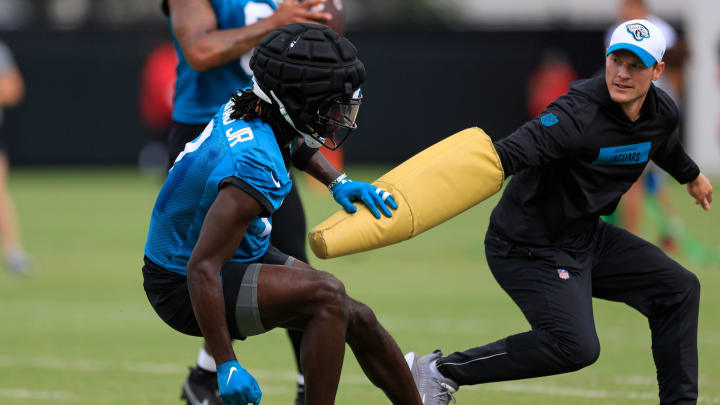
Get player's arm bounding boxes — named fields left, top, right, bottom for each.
left=168, top=0, right=332, bottom=72
left=301, top=147, right=397, bottom=218
left=187, top=183, right=263, bottom=403
left=187, top=183, right=259, bottom=363
left=300, top=146, right=342, bottom=185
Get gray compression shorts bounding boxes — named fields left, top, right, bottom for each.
left=233, top=251, right=295, bottom=337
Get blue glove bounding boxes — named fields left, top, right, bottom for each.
left=217, top=360, right=262, bottom=405
left=330, top=174, right=398, bottom=219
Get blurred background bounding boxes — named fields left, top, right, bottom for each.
left=0, top=1, right=719, bottom=404
left=0, top=0, right=718, bottom=171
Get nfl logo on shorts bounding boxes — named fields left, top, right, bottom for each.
left=557, top=269, right=570, bottom=280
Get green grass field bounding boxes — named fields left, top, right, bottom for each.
left=0, top=167, right=718, bottom=404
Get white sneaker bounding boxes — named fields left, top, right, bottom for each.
left=406, top=350, right=458, bottom=405
left=5, top=251, right=30, bottom=276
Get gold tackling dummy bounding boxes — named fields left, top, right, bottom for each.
left=308, top=127, right=505, bottom=259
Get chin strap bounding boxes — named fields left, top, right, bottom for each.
left=268, top=89, right=324, bottom=148
left=251, top=80, right=272, bottom=104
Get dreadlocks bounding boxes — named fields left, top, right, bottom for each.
left=229, top=90, right=298, bottom=147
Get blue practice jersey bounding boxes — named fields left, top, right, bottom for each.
left=145, top=97, right=292, bottom=275
left=170, top=0, right=278, bottom=124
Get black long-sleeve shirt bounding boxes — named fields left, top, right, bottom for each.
left=491, top=75, right=699, bottom=246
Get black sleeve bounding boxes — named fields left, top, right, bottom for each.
left=493, top=100, right=586, bottom=177
left=290, top=142, right=319, bottom=171
left=219, top=176, right=274, bottom=217
left=652, top=132, right=700, bottom=184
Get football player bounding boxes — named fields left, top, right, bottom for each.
left=142, top=24, right=420, bottom=405
left=161, top=0, right=337, bottom=403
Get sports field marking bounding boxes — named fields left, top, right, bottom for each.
left=476, top=383, right=720, bottom=403
left=1, top=355, right=718, bottom=402
left=0, top=388, right=73, bottom=400
left=614, top=374, right=711, bottom=386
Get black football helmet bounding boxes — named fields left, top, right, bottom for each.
left=250, top=23, right=365, bottom=150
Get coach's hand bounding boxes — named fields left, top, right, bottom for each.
left=330, top=175, right=397, bottom=219
left=217, top=360, right=262, bottom=405
left=687, top=173, right=712, bottom=211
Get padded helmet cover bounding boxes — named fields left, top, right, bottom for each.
left=250, top=23, right=366, bottom=135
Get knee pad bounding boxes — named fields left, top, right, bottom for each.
left=309, top=127, right=504, bottom=259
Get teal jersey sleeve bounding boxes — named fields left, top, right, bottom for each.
left=220, top=104, right=292, bottom=214
left=226, top=133, right=292, bottom=213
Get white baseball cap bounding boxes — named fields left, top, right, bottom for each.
left=606, top=19, right=666, bottom=68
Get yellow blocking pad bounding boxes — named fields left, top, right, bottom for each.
left=309, top=127, right=505, bottom=259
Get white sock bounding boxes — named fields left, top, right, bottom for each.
left=297, top=374, right=305, bottom=386
left=197, top=347, right=217, bottom=372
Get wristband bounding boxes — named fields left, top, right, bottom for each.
left=328, top=173, right=349, bottom=191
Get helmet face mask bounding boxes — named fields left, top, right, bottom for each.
left=310, top=89, right=362, bottom=150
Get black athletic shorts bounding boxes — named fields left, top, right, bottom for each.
left=167, top=121, right=208, bottom=169
left=142, top=246, right=294, bottom=339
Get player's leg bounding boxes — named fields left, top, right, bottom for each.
left=592, top=221, right=699, bottom=404
left=344, top=297, right=421, bottom=404
left=410, top=228, right=600, bottom=404
left=254, top=263, right=346, bottom=405
left=144, top=250, right=420, bottom=405
left=143, top=254, right=344, bottom=404
left=269, top=178, right=307, bottom=403
left=0, top=151, right=28, bottom=274
left=251, top=256, right=421, bottom=405
left=141, top=257, right=223, bottom=404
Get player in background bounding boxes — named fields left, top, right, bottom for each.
left=407, top=19, right=711, bottom=405
left=143, top=23, right=421, bottom=405
left=605, top=0, right=690, bottom=250
left=526, top=50, right=578, bottom=120
left=161, top=1, right=334, bottom=403
left=0, top=40, right=29, bottom=275
left=138, top=42, right=178, bottom=173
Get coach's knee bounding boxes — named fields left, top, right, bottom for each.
left=681, top=271, right=701, bottom=304
left=555, top=333, right=601, bottom=371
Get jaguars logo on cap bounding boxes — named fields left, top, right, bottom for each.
left=626, top=23, right=650, bottom=41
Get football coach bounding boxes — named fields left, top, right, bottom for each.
left=408, top=19, right=712, bottom=405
